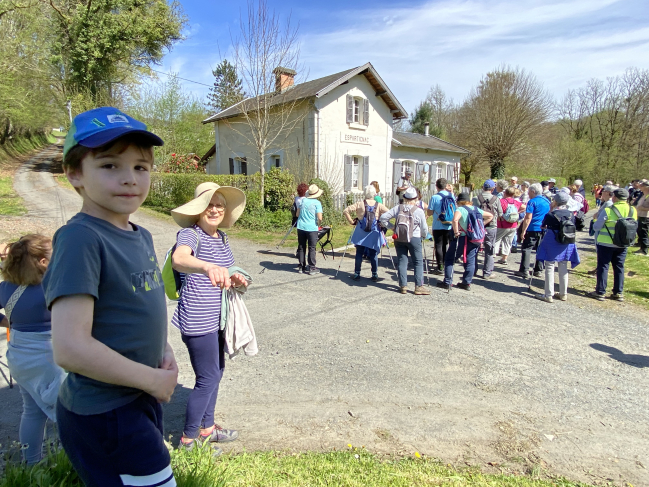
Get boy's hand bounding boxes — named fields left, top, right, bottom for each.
left=160, top=342, right=177, bottom=371
left=231, top=273, right=248, bottom=288
left=203, top=263, right=231, bottom=289
left=149, top=366, right=178, bottom=403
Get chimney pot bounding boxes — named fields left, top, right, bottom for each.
left=273, top=66, right=296, bottom=92
left=424, top=122, right=430, bottom=137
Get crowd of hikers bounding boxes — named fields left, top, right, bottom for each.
left=0, top=107, right=646, bottom=486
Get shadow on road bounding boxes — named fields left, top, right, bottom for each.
left=590, top=343, right=649, bottom=368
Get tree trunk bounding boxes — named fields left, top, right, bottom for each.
left=490, top=158, right=505, bottom=179
left=258, top=149, right=265, bottom=207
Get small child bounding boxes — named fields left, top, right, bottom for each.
left=44, top=107, right=178, bottom=486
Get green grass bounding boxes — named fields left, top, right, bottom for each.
left=53, top=174, right=73, bottom=190
left=51, top=130, right=67, bottom=138
left=0, top=177, right=26, bottom=216
left=0, top=446, right=592, bottom=487
left=0, top=133, right=55, bottom=163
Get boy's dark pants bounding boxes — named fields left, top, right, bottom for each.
left=596, top=245, right=627, bottom=295
left=57, top=395, right=173, bottom=487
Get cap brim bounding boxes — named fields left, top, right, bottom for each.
left=78, top=127, right=164, bottom=149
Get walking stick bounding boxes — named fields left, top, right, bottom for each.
left=384, top=239, right=396, bottom=270
left=276, top=223, right=296, bottom=249
left=422, top=240, right=430, bottom=286
left=334, top=229, right=354, bottom=278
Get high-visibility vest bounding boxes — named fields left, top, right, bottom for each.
left=596, top=202, right=637, bottom=245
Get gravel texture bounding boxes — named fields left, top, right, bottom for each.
left=0, top=146, right=647, bottom=486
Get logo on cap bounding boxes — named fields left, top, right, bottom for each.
left=107, top=114, right=129, bottom=124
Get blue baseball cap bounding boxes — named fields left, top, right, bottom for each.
left=483, top=179, right=496, bottom=189
left=63, top=107, right=163, bottom=160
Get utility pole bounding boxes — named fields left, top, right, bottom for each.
left=65, top=100, right=72, bottom=124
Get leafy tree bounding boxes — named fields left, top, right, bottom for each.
left=207, top=59, right=245, bottom=113
left=409, top=85, right=453, bottom=139
left=409, top=102, right=443, bottom=138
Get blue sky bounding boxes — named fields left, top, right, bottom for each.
left=157, top=0, right=649, bottom=116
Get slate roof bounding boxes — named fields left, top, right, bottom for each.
left=202, top=62, right=407, bottom=123
left=392, top=131, right=470, bottom=155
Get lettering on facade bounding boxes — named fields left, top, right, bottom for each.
left=340, top=132, right=371, bottom=145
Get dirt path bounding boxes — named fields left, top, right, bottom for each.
left=1, top=146, right=647, bottom=486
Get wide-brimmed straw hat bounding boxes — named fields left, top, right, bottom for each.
left=306, top=184, right=323, bottom=199
left=171, top=182, right=246, bottom=229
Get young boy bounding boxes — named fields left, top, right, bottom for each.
left=44, top=107, right=178, bottom=487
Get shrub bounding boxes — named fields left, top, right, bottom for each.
left=309, top=177, right=345, bottom=227
left=157, top=153, right=206, bottom=174
left=238, top=207, right=292, bottom=231
left=264, top=167, right=295, bottom=211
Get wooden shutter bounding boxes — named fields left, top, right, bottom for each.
left=363, top=98, right=369, bottom=126
left=392, top=160, right=402, bottom=193
left=344, top=154, right=352, bottom=192
left=346, top=94, right=353, bottom=123
left=241, top=157, right=248, bottom=176
left=416, top=162, right=425, bottom=185
left=362, top=156, right=369, bottom=188
left=429, top=164, right=437, bottom=193
left=229, top=158, right=234, bottom=175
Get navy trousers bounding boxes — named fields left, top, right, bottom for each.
left=595, top=245, right=627, bottom=295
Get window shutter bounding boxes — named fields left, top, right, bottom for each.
left=429, top=164, right=437, bottom=193
left=346, top=94, right=353, bottom=123
left=363, top=98, right=369, bottom=126
left=392, top=160, right=402, bottom=193
left=362, top=156, right=369, bottom=188
left=344, top=155, right=352, bottom=192
left=229, top=158, right=234, bottom=175
left=416, top=162, right=425, bottom=185
left=446, top=164, right=453, bottom=182
left=241, top=157, right=248, bottom=176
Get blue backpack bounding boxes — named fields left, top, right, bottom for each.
left=465, top=207, right=485, bottom=244
left=359, top=201, right=378, bottom=232
left=438, top=193, right=456, bottom=224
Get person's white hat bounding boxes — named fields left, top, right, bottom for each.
left=306, top=184, right=323, bottom=199
left=510, top=176, right=518, bottom=181
left=171, top=182, right=246, bottom=229
left=548, top=178, right=556, bottom=183
left=403, top=187, right=418, bottom=199
left=574, top=179, right=583, bottom=186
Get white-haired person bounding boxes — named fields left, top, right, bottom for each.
left=574, top=179, right=586, bottom=198
left=535, top=192, right=580, bottom=303
left=343, top=185, right=389, bottom=281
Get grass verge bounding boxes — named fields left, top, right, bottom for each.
left=0, top=177, right=26, bottom=216
left=0, top=446, right=591, bottom=487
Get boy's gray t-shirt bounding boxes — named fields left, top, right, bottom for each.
left=44, top=213, right=167, bottom=415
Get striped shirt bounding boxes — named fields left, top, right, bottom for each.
left=171, top=225, right=235, bottom=336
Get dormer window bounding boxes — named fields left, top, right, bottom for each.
left=346, top=94, right=369, bottom=126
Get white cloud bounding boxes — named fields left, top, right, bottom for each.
left=298, top=0, right=649, bottom=113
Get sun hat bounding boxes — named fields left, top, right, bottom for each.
left=640, top=180, right=649, bottom=187
left=402, top=187, right=418, bottom=199
left=306, top=184, right=323, bottom=199
left=553, top=192, right=570, bottom=206
left=63, top=107, right=163, bottom=160
left=613, top=188, right=629, bottom=199
left=483, top=179, right=496, bottom=190
left=548, top=178, right=556, bottom=183
left=171, top=182, right=246, bottom=229
left=510, top=176, right=518, bottom=181
left=456, top=192, right=470, bottom=204
left=574, top=179, right=583, bottom=186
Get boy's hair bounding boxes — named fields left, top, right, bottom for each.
left=436, top=178, right=447, bottom=190
left=63, top=134, right=155, bottom=172
left=1, top=234, right=52, bottom=286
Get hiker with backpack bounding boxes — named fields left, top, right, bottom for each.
left=589, top=188, right=638, bottom=301
left=380, top=187, right=430, bottom=295
left=427, top=178, right=456, bottom=275
left=296, top=184, right=325, bottom=275
left=515, top=183, right=550, bottom=279
left=396, top=169, right=414, bottom=204
left=436, top=193, right=493, bottom=291
left=494, top=186, right=524, bottom=266
left=343, top=185, right=389, bottom=281
left=472, top=179, right=503, bottom=279
left=634, top=180, right=649, bottom=256
left=291, top=183, right=309, bottom=226
left=534, top=192, right=581, bottom=303
left=170, top=182, right=248, bottom=453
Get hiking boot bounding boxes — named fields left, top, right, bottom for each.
left=429, top=268, right=443, bottom=275
left=199, top=425, right=239, bottom=444
left=178, top=438, right=223, bottom=457
left=514, top=271, right=530, bottom=278
left=350, top=272, right=361, bottom=281
left=299, top=266, right=307, bottom=274
left=533, top=271, right=543, bottom=278
left=588, top=291, right=605, bottom=301
left=399, top=286, right=408, bottom=294
left=371, top=273, right=379, bottom=282
left=634, top=249, right=648, bottom=256
left=535, top=294, right=553, bottom=303
left=436, top=281, right=450, bottom=290
left=456, top=282, right=471, bottom=291
left=611, top=293, right=624, bottom=302
left=482, top=273, right=494, bottom=280
left=553, top=293, right=568, bottom=301
left=308, top=267, right=320, bottom=275
left=414, top=286, right=430, bottom=295
left=511, top=247, right=518, bottom=253
left=496, top=259, right=508, bottom=265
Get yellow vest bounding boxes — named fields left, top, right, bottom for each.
left=596, top=202, right=637, bottom=245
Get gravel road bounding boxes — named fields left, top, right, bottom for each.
left=1, top=145, right=647, bottom=486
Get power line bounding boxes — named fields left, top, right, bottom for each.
left=148, top=69, right=212, bottom=88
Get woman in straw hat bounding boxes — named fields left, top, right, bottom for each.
left=169, top=182, right=247, bottom=453
left=295, top=183, right=323, bottom=275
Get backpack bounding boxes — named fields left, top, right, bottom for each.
left=438, top=193, right=456, bottom=224
left=290, top=200, right=298, bottom=225
left=582, top=197, right=590, bottom=213
left=161, top=229, right=229, bottom=301
left=574, top=210, right=586, bottom=231
left=502, top=198, right=519, bottom=223
left=359, top=201, right=378, bottom=232
left=393, top=204, right=415, bottom=243
left=464, top=207, right=485, bottom=244
left=477, top=194, right=499, bottom=217
left=605, top=206, right=638, bottom=247
left=553, top=212, right=576, bottom=244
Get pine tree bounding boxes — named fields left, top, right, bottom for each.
left=207, top=60, right=245, bottom=113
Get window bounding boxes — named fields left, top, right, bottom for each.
left=346, top=95, right=369, bottom=126
left=436, top=164, right=443, bottom=181
left=267, top=154, right=281, bottom=171
left=229, top=157, right=247, bottom=175
left=353, top=99, right=360, bottom=123
left=352, top=156, right=361, bottom=189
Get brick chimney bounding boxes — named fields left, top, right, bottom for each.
left=273, top=66, right=296, bottom=92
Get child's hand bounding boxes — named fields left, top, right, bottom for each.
left=149, top=366, right=178, bottom=403
left=231, top=273, right=248, bottom=288
left=160, top=343, right=177, bottom=371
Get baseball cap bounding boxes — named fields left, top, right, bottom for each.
left=548, top=178, right=556, bottom=183
left=613, top=188, right=629, bottom=199
left=63, top=107, right=163, bottom=160
left=553, top=192, right=569, bottom=205
left=483, top=179, right=496, bottom=190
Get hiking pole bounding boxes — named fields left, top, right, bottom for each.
left=422, top=241, right=430, bottom=286
left=334, top=229, right=354, bottom=278
left=276, top=223, right=296, bottom=249
left=384, top=239, right=396, bottom=270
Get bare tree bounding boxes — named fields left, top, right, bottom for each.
left=228, top=0, right=307, bottom=206
left=460, top=66, right=552, bottom=179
